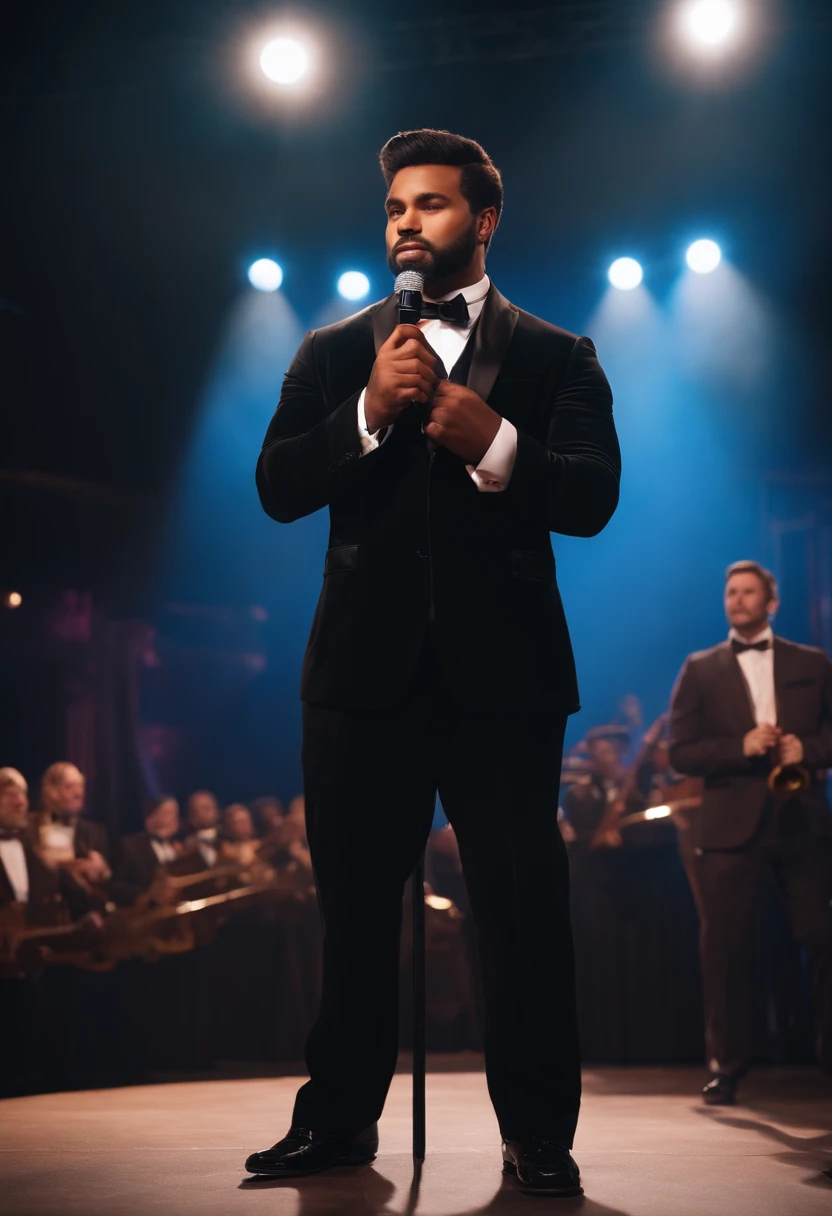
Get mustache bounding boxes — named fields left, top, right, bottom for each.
left=393, top=239, right=434, bottom=255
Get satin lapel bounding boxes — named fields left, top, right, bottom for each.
left=716, top=642, right=757, bottom=730
left=0, top=854, right=15, bottom=903
left=372, top=294, right=399, bottom=355
left=772, top=637, right=790, bottom=727
left=467, top=284, right=519, bottom=405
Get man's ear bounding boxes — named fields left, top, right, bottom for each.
left=477, top=207, right=497, bottom=245
left=767, top=597, right=780, bottom=619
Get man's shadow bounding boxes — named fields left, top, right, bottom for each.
left=239, top=1157, right=633, bottom=1216
left=697, top=1106, right=832, bottom=1190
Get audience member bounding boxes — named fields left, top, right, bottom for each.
left=32, top=762, right=111, bottom=889
left=113, top=796, right=181, bottom=906
left=0, top=769, right=89, bottom=924
left=250, top=796, right=284, bottom=838
left=185, top=790, right=222, bottom=868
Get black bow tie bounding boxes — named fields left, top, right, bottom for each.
left=419, top=294, right=470, bottom=327
left=0, top=827, right=23, bottom=841
left=149, top=834, right=175, bottom=846
left=732, top=639, right=771, bottom=654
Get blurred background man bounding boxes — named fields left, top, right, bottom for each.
left=670, top=561, right=832, bottom=1105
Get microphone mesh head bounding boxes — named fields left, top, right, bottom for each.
left=394, top=270, right=425, bottom=293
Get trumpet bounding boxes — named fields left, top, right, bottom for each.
left=768, top=762, right=810, bottom=795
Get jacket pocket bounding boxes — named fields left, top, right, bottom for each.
left=509, top=548, right=554, bottom=582
left=324, top=544, right=360, bottom=575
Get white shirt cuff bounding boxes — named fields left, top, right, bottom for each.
left=465, top=418, right=517, bottom=492
left=357, top=389, right=393, bottom=455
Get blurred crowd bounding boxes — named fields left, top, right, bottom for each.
left=0, top=763, right=314, bottom=922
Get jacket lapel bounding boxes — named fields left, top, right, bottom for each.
left=772, top=636, right=792, bottom=727
left=716, top=641, right=757, bottom=730
left=0, top=852, right=16, bottom=903
left=467, top=284, right=519, bottom=405
left=372, top=294, right=399, bottom=355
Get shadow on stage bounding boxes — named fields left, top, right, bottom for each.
left=238, top=1158, right=633, bottom=1215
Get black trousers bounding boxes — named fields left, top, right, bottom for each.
left=699, top=798, right=832, bottom=1077
left=291, top=636, right=579, bottom=1145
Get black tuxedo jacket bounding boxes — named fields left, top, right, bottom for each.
left=113, top=832, right=166, bottom=904
left=256, top=284, right=621, bottom=713
left=25, top=814, right=110, bottom=861
left=0, top=839, right=76, bottom=925
left=668, top=637, right=832, bottom=850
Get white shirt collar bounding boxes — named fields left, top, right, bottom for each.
left=728, top=623, right=774, bottom=646
left=425, top=274, right=490, bottom=305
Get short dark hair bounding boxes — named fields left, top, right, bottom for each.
left=379, top=129, right=503, bottom=247
left=144, top=793, right=178, bottom=820
left=725, top=560, right=779, bottom=603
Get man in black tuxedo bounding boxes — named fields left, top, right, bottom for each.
left=113, top=796, right=181, bottom=906
left=669, top=560, right=832, bottom=1105
left=246, top=129, right=620, bottom=1196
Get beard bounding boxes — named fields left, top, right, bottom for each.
left=387, top=221, right=479, bottom=286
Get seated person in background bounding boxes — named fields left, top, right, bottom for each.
left=0, top=768, right=92, bottom=925
left=184, top=789, right=222, bottom=868
left=259, top=795, right=313, bottom=887
left=250, top=796, right=284, bottom=839
left=113, top=796, right=181, bottom=906
left=30, top=762, right=111, bottom=890
left=220, top=804, right=261, bottom=866
left=562, top=725, right=639, bottom=847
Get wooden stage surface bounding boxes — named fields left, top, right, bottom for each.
left=1, top=1061, right=830, bottom=1216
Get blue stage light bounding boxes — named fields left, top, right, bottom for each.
left=608, top=258, right=643, bottom=291
left=337, top=271, right=371, bottom=301
left=686, top=239, right=722, bottom=274
left=247, top=259, right=284, bottom=292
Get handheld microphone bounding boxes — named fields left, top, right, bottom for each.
left=395, top=269, right=425, bottom=326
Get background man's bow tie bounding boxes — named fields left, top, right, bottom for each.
left=419, top=294, right=469, bottom=327
left=731, top=639, right=771, bottom=654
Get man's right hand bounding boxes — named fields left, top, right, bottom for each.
left=743, top=723, right=781, bottom=757
left=363, top=325, right=439, bottom=433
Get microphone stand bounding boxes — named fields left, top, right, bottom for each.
left=412, top=852, right=426, bottom=1163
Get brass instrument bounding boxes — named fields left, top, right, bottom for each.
left=768, top=762, right=810, bottom=795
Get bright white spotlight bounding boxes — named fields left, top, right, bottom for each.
left=608, top=258, right=643, bottom=291
left=337, top=272, right=370, bottom=301
left=259, top=38, right=310, bottom=85
left=247, top=259, right=283, bottom=292
left=686, top=239, right=722, bottom=274
left=682, top=0, right=740, bottom=49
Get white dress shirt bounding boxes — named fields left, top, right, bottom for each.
left=356, top=274, right=518, bottom=493
left=150, top=837, right=179, bottom=865
left=0, top=838, right=30, bottom=903
left=195, top=828, right=219, bottom=869
left=729, top=624, right=777, bottom=726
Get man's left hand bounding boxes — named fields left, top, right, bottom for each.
left=779, top=734, right=805, bottom=766
left=424, top=381, right=502, bottom=465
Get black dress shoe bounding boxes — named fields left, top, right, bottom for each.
left=244, top=1123, right=378, bottom=1177
left=702, top=1075, right=737, bottom=1106
left=502, top=1137, right=583, bottom=1197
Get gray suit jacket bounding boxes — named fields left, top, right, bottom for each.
left=668, top=637, right=832, bottom=850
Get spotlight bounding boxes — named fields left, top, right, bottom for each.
left=247, top=259, right=284, bottom=292
left=681, top=0, right=741, bottom=50
left=608, top=258, right=643, bottom=291
left=4, top=592, right=22, bottom=609
left=686, top=239, right=722, bottom=273
left=259, top=38, right=310, bottom=85
left=337, top=272, right=370, bottom=301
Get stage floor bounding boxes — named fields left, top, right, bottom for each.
left=1, top=1063, right=830, bottom=1216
